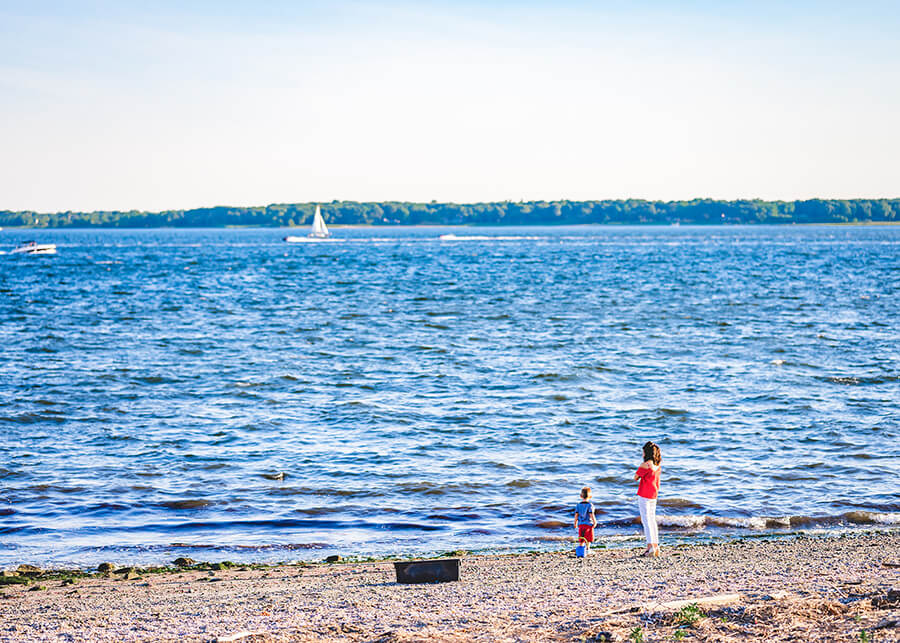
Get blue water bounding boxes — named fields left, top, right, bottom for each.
left=1, top=225, right=898, bottom=567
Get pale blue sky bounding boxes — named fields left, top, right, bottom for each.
left=1, top=1, right=898, bottom=211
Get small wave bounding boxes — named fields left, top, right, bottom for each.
left=535, top=520, right=570, bottom=529
left=819, top=375, right=898, bottom=386
left=0, top=413, right=66, bottom=425
left=658, top=498, right=704, bottom=510
left=158, top=500, right=213, bottom=510
left=842, top=510, right=900, bottom=525
left=397, top=481, right=489, bottom=495
left=640, top=511, right=900, bottom=530
left=532, top=372, right=578, bottom=382
left=438, top=234, right=542, bottom=241
left=505, top=479, right=535, bottom=489
left=133, top=376, right=179, bottom=385
left=168, top=542, right=327, bottom=551
left=656, top=408, right=689, bottom=416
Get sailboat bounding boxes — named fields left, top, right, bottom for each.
left=284, top=205, right=331, bottom=242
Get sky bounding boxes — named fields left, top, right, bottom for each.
left=1, top=1, right=899, bottom=212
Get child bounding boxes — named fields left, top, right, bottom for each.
left=634, top=441, right=661, bottom=557
left=574, top=486, right=597, bottom=554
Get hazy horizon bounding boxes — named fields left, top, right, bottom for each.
left=2, top=1, right=899, bottom=212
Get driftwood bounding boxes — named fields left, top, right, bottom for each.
left=646, top=593, right=743, bottom=611
left=215, top=631, right=266, bottom=643
left=596, top=592, right=744, bottom=619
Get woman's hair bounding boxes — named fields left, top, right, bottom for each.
left=643, top=441, right=661, bottom=466
left=581, top=486, right=592, bottom=499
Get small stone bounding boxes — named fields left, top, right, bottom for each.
left=113, top=566, right=134, bottom=575
left=173, top=557, right=196, bottom=568
left=325, top=555, right=342, bottom=564
left=0, top=571, right=19, bottom=578
left=16, top=564, right=41, bottom=576
left=124, top=571, right=140, bottom=581
left=97, top=563, right=116, bottom=573
left=28, top=584, right=47, bottom=591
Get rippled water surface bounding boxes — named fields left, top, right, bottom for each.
left=1, top=226, right=898, bottom=566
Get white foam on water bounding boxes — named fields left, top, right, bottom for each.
left=708, top=516, right=769, bottom=530
left=438, top=234, right=542, bottom=241
left=844, top=511, right=900, bottom=525
left=656, top=515, right=708, bottom=529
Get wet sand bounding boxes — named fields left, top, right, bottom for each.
left=1, top=532, right=898, bottom=642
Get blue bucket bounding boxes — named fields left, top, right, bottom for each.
left=575, top=538, right=588, bottom=558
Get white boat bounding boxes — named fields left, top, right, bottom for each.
left=11, top=241, right=57, bottom=255
left=285, top=205, right=330, bottom=242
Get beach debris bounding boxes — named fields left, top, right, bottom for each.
left=173, top=557, right=196, bottom=568
left=394, top=559, right=459, bottom=584
left=872, top=588, right=900, bottom=608
left=215, top=631, right=267, bottom=642
left=97, top=562, right=116, bottom=573
left=113, top=566, right=135, bottom=575
left=16, top=564, right=41, bottom=576
left=649, top=593, right=742, bottom=611
left=872, top=616, right=899, bottom=630
left=325, top=555, right=342, bottom=563
left=0, top=575, right=29, bottom=586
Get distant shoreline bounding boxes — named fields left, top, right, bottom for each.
left=2, top=221, right=900, bottom=231
left=3, top=198, right=898, bottom=228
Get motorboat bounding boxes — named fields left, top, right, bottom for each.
left=11, top=241, right=57, bottom=255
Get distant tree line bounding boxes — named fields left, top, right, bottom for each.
left=2, top=198, right=898, bottom=228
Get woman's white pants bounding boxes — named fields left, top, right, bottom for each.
left=638, top=496, right=658, bottom=545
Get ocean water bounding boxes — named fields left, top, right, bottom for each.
left=1, top=225, right=898, bottom=568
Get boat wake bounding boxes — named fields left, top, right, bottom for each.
left=438, top=234, right=543, bottom=241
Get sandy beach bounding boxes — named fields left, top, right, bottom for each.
left=1, top=532, right=898, bottom=642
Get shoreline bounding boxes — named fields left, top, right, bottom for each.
left=5, top=524, right=899, bottom=573
left=1, top=531, right=897, bottom=641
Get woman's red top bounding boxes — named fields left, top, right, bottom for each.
left=636, top=464, right=660, bottom=499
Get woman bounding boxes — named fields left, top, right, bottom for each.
left=634, top=441, right=661, bottom=557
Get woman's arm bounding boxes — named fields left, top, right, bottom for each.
left=634, top=460, right=649, bottom=481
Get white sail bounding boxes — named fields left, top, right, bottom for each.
left=309, top=205, right=330, bottom=238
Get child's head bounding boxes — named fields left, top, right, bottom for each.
left=580, top=486, right=592, bottom=500
left=643, top=441, right=662, bottom=465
